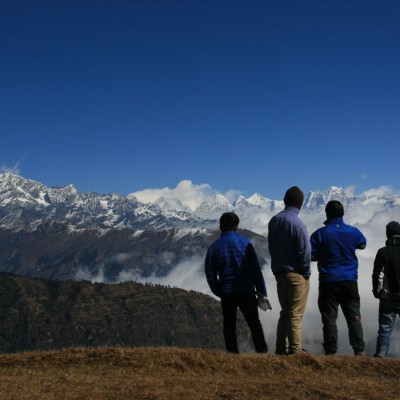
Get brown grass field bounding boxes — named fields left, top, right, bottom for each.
left=0, top=347, right=399, bottom=400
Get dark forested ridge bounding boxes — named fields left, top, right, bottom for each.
left=0, top=272, right=249, bottom=353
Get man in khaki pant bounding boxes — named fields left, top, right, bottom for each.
left=268, top=186, right=311, bottom=355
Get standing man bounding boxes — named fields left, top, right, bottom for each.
left=205, top=212, right=268, bottom=354
left=310, top=200, right=367, bottom=356
left=372, top=221, right=400, bottom=358
left=268, top=186, right=311, bottom=355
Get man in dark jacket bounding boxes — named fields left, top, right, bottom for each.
left=205, top=212, right=268, bottom=353
left=311, top=200, right=367, bottom=356
left=372, top=221, right=400, bottom=357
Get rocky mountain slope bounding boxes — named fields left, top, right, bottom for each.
left=0, top=173, right=269, bottom=281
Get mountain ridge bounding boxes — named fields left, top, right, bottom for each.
left=1, top=173, right=398, bottom=233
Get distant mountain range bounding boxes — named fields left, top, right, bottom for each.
left=0, top=173, right=399, bottom=281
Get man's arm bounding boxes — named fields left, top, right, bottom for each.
left=372, top=249, right=385, bottom=299
left=310, top=230, right=320, bottom=262
left=296, top=223, right=312, bottom=275
left=204, top=249, right=221, bottom=297
left=247, top=243, right=267, bottom=296
left=356, top=229, right=367, bottom=250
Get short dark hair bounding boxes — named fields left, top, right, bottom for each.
left=284, top=186, right=304, bottom=209
left=219, top=212, right=239, bottom=232
left=325, top=200, right=344, bottom=219
left=386, top=221, right=400, bottom=238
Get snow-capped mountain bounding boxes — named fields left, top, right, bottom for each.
left=0, top=173, right=198, bottom=231
left=303, top=186, right=350, bottom=210
left=1, top=173, right=399, bottom=282
left=194, top=194, right=234, bottom=220
left=1, top=173, right=399, bottom=233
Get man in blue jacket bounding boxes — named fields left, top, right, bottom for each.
left=268, top=186, right=311, bottom=355
left=311, top=200, right=367, bottom=356
left=205, top=212, right=268, bottom=353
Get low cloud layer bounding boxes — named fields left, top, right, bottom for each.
left=88, top=182, right=400, bottom=356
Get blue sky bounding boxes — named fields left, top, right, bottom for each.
left=1, top=1, right=399, bottom=199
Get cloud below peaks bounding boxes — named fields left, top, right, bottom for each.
left=132, top=180, right=239, bottom=212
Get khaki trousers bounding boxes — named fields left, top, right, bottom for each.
left=275, top=272, right=310, bottom=353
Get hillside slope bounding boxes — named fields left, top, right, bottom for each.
left=0, top=272, right=249, bottom=353
left=0, top=224, right=268, bottom=281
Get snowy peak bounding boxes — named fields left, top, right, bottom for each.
left=303, top=186, right=351, bottom=210
left=247, top=193, right=268, bottom=206
left=152, top=196, right=192, bottom=213
left=0, top=173, right=49, bottom=207
left=245, top=193, right=283, bottom=211
left=194, top=194, right=233, bottom=220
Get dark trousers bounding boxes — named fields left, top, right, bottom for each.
left=221, top=293, right=268, bottom=353
left=318, top=281, right=365, bottom=354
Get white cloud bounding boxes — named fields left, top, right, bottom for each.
left=132, top=180, right=212, bottom=211
left=108, top=253, right=132, bottom=263
left=344, top=185, right=357, bottom=196
left=224, top=189, right=242, bottom=203
left=117, top=254, right=208, bottom=293
left=361, top=186, right=395, bottom=198
left=0, top=162, right=21, bottom=175
left=131, top=180, right=239, bottom=212
left=75, top=265, right=105, bottom=283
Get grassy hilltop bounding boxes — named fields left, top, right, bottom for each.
left=0, top=347, right=399, bottom=400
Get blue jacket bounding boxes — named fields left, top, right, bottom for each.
left=310, top=217, right=366, bottom=282
left=268, top=206, right=311, bottom=277
left=204, top=231, right=267, bottom=297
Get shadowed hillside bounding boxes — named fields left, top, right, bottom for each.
left=0, top=224, right=268, bottom=281
left=0, top=347, right=399, bottom=399
left=0, top=272, right=250, bottom=353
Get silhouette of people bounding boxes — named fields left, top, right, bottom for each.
left=311, top=200, right=367, bottom=356
left=268, top=186, right=311, bottom=355
left=205, top=212, right=268, bottom=353
left=372, top=221, right=400, bottom=357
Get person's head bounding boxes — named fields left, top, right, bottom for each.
left=219, top=212, right=239, bottom=232
left=386, top=221, right=400, bottom=239
left=283, top=186, right=304, bottom=209
left=325, top=200, right=344, bottom=219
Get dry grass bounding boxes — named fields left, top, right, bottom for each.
left=0, top=347, right=398, bottom=399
